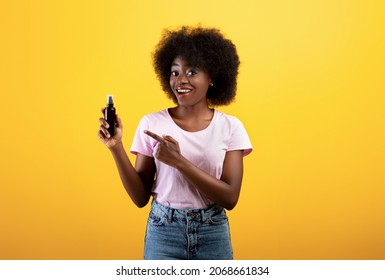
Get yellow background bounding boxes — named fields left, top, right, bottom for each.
left=1, top=0, right=384, bottom=259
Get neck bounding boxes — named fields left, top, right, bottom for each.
left=172, top=104, right=213, bottom=119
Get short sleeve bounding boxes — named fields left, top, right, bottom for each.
left=228, top=117, right=253, bottom=156
left=130, top=116, right=154, bottom=157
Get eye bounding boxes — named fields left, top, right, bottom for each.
left=171, top=70, right=178, bottom=76
left=186, top=70, right=197, bottom=77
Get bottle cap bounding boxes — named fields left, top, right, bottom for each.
left=107, top=95, right=114, bottom=105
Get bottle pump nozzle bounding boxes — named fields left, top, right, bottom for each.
left=107, top=95, right=114, bottom=106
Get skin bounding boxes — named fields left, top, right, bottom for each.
left=98, top=56, right=244, bottom=210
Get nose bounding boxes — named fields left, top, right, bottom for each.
left=176, top=72, right=188, bottom=85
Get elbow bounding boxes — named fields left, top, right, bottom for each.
left=135, top=201, right=148, bottom=208
left=132, top=196, right=150, bottom=208
left=223, top=196, right=239, bottom=211
left=224, top=202, right=236, bottom=211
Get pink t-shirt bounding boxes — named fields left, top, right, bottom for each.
left=130, top=109, right=252, bottom=209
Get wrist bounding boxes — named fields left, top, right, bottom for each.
left=108, top=140, right=124, bottom=153
left=174, top=154, right=189, bottom=170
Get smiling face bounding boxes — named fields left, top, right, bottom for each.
left=169, top=56, right=212, bottom=107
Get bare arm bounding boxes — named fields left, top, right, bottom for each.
left=144, top=131, right=244, bottom=210
left=177, top=150, right=243, bottom=210
left=98, top=113, right=155, bottom=208
left=109, top=143, right=155, bottom=208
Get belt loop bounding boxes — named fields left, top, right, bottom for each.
left=168, top=208, right=174, bottom=222
left=200, top=210, right=205, bottom=223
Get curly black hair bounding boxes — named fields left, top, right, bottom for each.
left=152, top=26, right=240, bottom=106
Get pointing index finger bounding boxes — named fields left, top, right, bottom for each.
left=144, top=130, right=164, bottom=143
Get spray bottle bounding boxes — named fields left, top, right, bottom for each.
left=104, top=95, right=116, bottom=136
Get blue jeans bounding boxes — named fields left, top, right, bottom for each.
left=144, top=200, right=233, bottom=260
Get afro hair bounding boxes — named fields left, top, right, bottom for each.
left=152, top=26, right=240, bottom=106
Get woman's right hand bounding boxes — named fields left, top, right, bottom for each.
left=98, top=108, right=123, bottom=149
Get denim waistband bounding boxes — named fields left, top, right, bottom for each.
left=150, top=199, right=225, bottom=223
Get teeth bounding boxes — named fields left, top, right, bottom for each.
left=177, top=89, right=191, bottom=93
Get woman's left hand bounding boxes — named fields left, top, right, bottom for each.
left=144, top=130, right=182, bottom=167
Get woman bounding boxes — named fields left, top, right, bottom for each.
left=98, top=26, right=252, bottom=259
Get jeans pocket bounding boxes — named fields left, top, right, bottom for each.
left=148, top=211, right=166, bottom=227
left=208, top=209, right=228, bottom=225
